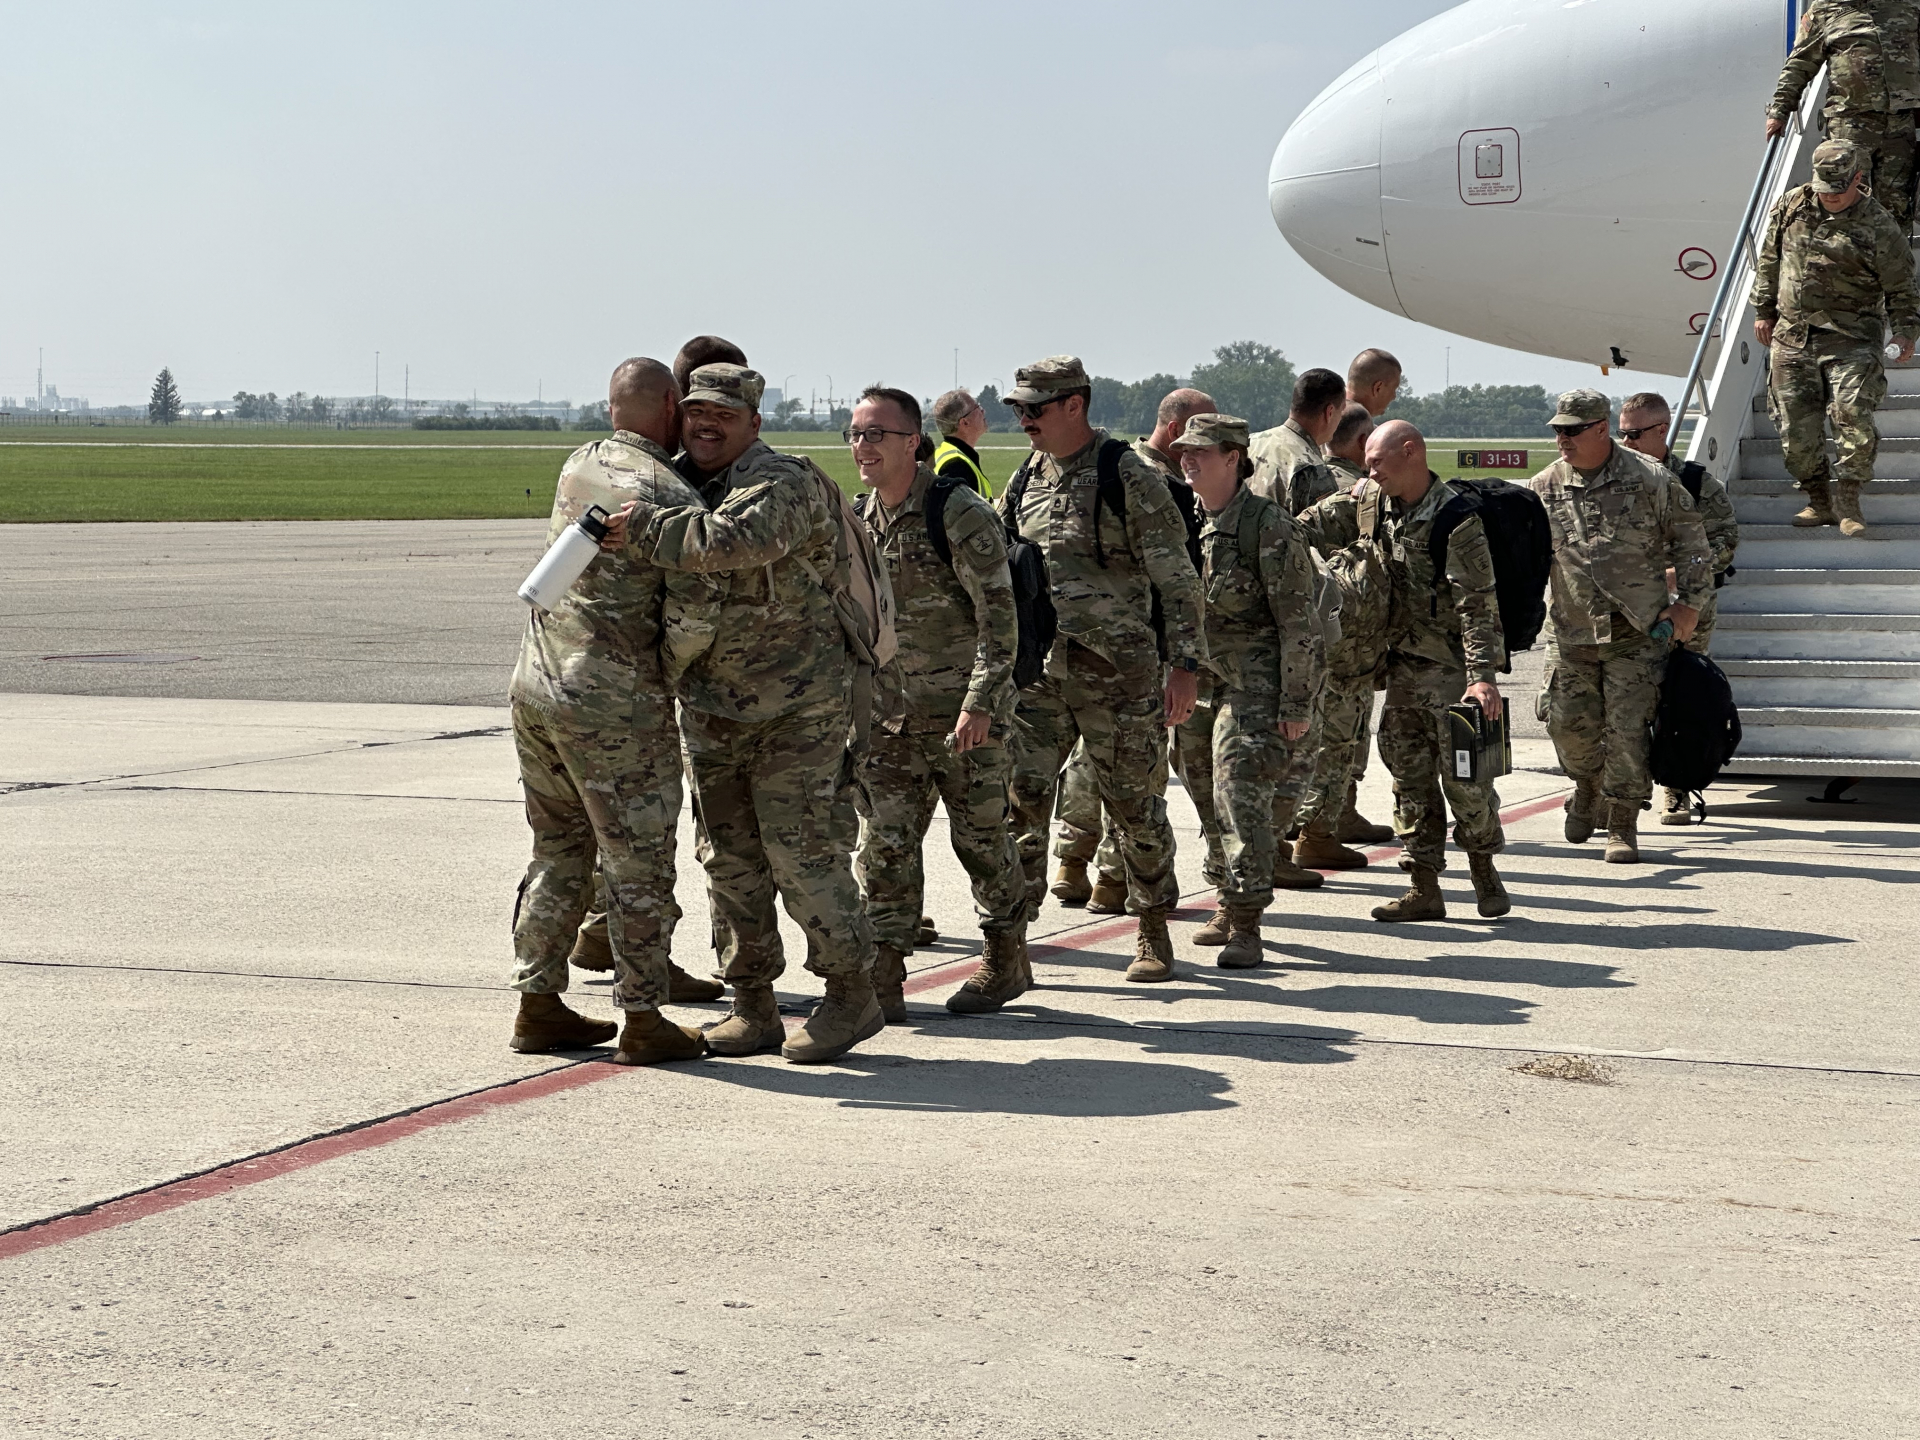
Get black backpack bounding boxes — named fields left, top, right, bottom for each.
left=1426, top=478, right=1553, bottom=671
left=1670, top=458, right=1735, bottom=588
left=1647, top=647, right=1742, bottom=821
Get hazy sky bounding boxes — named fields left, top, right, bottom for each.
left=1, top=1, right=1646, bottom=409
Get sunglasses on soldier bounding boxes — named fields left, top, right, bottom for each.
left=1550, top=418, right=1607, bottom=438
left=1008, top=397, right=1067, bottom=420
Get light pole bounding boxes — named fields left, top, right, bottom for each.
left=825, top=374, right=833, bottom=422
left=783, top=373, right=796, bottom=424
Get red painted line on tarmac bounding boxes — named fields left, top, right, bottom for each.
left=7, top=787, right=1574, bottom=1259
left=0, top=1062, right=622, bottom=1262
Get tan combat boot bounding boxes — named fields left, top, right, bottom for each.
left=668, top=963, right=725, bottom=1003
left=917, top=916, right=939, bottom=947
left=704, top=985, right=786, bottom=1056
left=1564, top=776, right=1602, bottom=844
left=509, top=992, right=618, bottom=1053
left=1467, top=852, right=1510, bottom=918
left=782, top=974, right=885, bottom=1064
left=1791, top=474, right=1836, bottom=527
left=607, top=1008, right=707, bottom=1066
left=946, top=930, right=1030, bottom=1013
left=1050, top=858, right=1093, bottom=905
left=1215, top=905, right=1266, bottom=969
left=1371, top=865, right=1446, bottom=922
left=1336, top=782, right=1395, bottom=845
left=872, top=943, right=910, bottom=1025
left=1272, top=851, right=1327, bottom=889
left=1294, top=818, right=1369, bottom=870
left=1659, top=787, right=1693, bottom=826
left=1192, top=897, right=1233, bottom=946
left=1835, top=478, right=1868, bottom=538
left=568, top=922, right=613, bottom=972
left=1604, top=801, right=1642, bottom=864
left=1085, top=872, right=1128, bottom=914
left=1126, top=906, right=1177, bottom=983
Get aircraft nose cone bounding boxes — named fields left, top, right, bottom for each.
left=1269, top=52, right=1404, bottom=317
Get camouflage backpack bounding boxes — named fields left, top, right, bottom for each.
left=794, top=460, right=898, bottom=759
left=1319, top=481, right=1392, bottom=674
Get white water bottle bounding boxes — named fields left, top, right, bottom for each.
left=518, top=504, right=611, bottom=611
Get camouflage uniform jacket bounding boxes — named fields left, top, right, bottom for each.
left=1770, top=0, right=1920, bottom=121
left=858, top=464, right=1017, bottom=732
left=1531, top=444, right=1712, bottom=645
left=510, top=433, right=720, bottom=729
left=998, top=428, right=1206, bottom=676
left=1198, top=483, right=1321, bottom=725
left=1248, top=417, right=1339, bottom=516
left=1327, top=454, right=1366, bottom=492
left=1131, top=437, right=1181, bottom=479
left=634, top=439, right=851, bottom=722
left=1752, top=186, right=1920, bottom=348
left=1662, top=452, right=1741, bottom=578
left=1377, top=474, right=1505, bottom=684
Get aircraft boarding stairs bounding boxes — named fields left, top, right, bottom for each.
left=1677, top=65, right=1920, bottom=780
left=1723, top=356, right=1920, bottom=780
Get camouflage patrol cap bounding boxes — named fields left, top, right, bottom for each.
left=1811, top=138, right=1867, bottom=193
left=1003, top=355, right=1091, bottom=405
left=684, top=363, right=765, bottom=412
left=1169, top=412, right=1252, bottom=451
left=1549, top=388, right=1611, bottom=426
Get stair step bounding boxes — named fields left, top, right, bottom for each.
left=1721, top=754, right=1920, bottom=777
left=1723, top=568, right=1920, bottom=584
left=1728, top=673, right=1920, bottom=707
left=1739, top=452, right=1920, bottom=480
left=1733, top=496, right=1920, bottom=525
left=1727, top=478, right=1920, bottom=494
left=1720, top=658, right=1920, bottom=677
left=1739, top=531, right=1920, bottom=566
left=1717, top=611, right=1920, bottom=629
left=1750, top=392, right=1920, bottom=412
left=1738, top=705, right=1920, bottom=727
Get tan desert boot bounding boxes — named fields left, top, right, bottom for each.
left=704, top=985, right=786, bottom=1056
left=509, top=992, right=617, bottom=1053
left=607, top=1008, right=707, bottom=1066
left=872, top=943, right=910, bottom=1025
left=1467, top=852, right=1510, bottom=917
left=1126, top=906, right=1176, bottom=983
left=782, top=975, right=885, bottom=1064
left=1050, top=859, right=1093, bottom=904
left=1215, top=906, right=1266, bottom=969
left=946, top=930, right=1031, bottom=1014
left=1370, top=865, right=1446, bottom=922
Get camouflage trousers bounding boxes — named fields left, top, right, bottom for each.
left=681, top=696, right=872, bottom=988
left=1540, top=628, right=1669, bottom=808
left=1295, top=669, right=1377, bottom=834
left=1213, top=686, right=1312, bottom=911
left=1011, top=645, right=1179, bottom=913
left=1830, top=110, right=1917, bottom=235
left=1767, top=332, right=1886, bottom=489
left=855, top=728, right=1026, bottom=952
left=507, top=701, right=682, bottom=1011
left=1050, top=704, right=1220, bottom=888
left=1378, top=656, right=1504, bottom=873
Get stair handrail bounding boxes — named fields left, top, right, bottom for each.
left=1677, top=65, right=1829, bottom=470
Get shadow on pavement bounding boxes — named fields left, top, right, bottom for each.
left=1252, top=908, right=1848, bottom=954
left=1268, top=942, right=1631, bottom=990
left=693, top=1052, right=1245, bottom=1116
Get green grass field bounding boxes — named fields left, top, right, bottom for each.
left=0, top=429, right=1544, bottom=522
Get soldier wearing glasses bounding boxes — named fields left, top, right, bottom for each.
left=1530, top=389, right=1712, bottom=864
left=995, top=355, right=1206, bottom=983
left=845, top=387, right=1028, bottom=1019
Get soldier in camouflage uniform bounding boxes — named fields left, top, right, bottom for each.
left=843, top=387, right=1027, bottom=1019
left=1050, top=389, right=1218, bottom=912
left=1754, top=138, right=1920, bottom=536
left=1346, top=421, right=1512, bottom=922
left=1249, top=367, right=1347, bottom=517
left=1292, top=399, right=1395, bottom=865
left=997, top=356, right=1206, bottom=983
left=1769, top=0, right=1920, bottom=232
left=1170, top=414, right=1321, bottom=969
left=1530, top=390, right=1712, bottom=863
left=507, top=357, right=719, bottom=1065
left=1616, top=392, right=1745, bottom=825
left=616, top=364, right=882, bottom=1065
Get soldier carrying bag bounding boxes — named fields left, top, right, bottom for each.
left=1671, top=459, right=1735, bottom=587
left=1085, top=437, right=1202, bottom=660
left=991, top=458, right=1062, bottom=690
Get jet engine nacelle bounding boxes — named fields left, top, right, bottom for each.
left=1272, top=0, right=1787, bottom=376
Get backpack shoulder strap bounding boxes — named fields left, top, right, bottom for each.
left=1676, top=460, right=1707, bottom=502
left=1357, top=479, right=1382, bottom=542
left=1089, top=438, right=1133, bottom=569
left=1001, top=452, right=1038, bottom=537
left=923, top=472, right=963, bottom=569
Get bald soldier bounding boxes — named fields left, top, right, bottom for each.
left=1051, top=386, right=1219, bottom=912
left=1347, top=348, right=1403, bottom=419
left=506, top=358, right=721, bottom=1065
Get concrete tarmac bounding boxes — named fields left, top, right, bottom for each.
left=2, top=523, right=1916, bottom=1439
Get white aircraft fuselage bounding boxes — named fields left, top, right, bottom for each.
left=1271, top=0, right=1791, bottom=377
